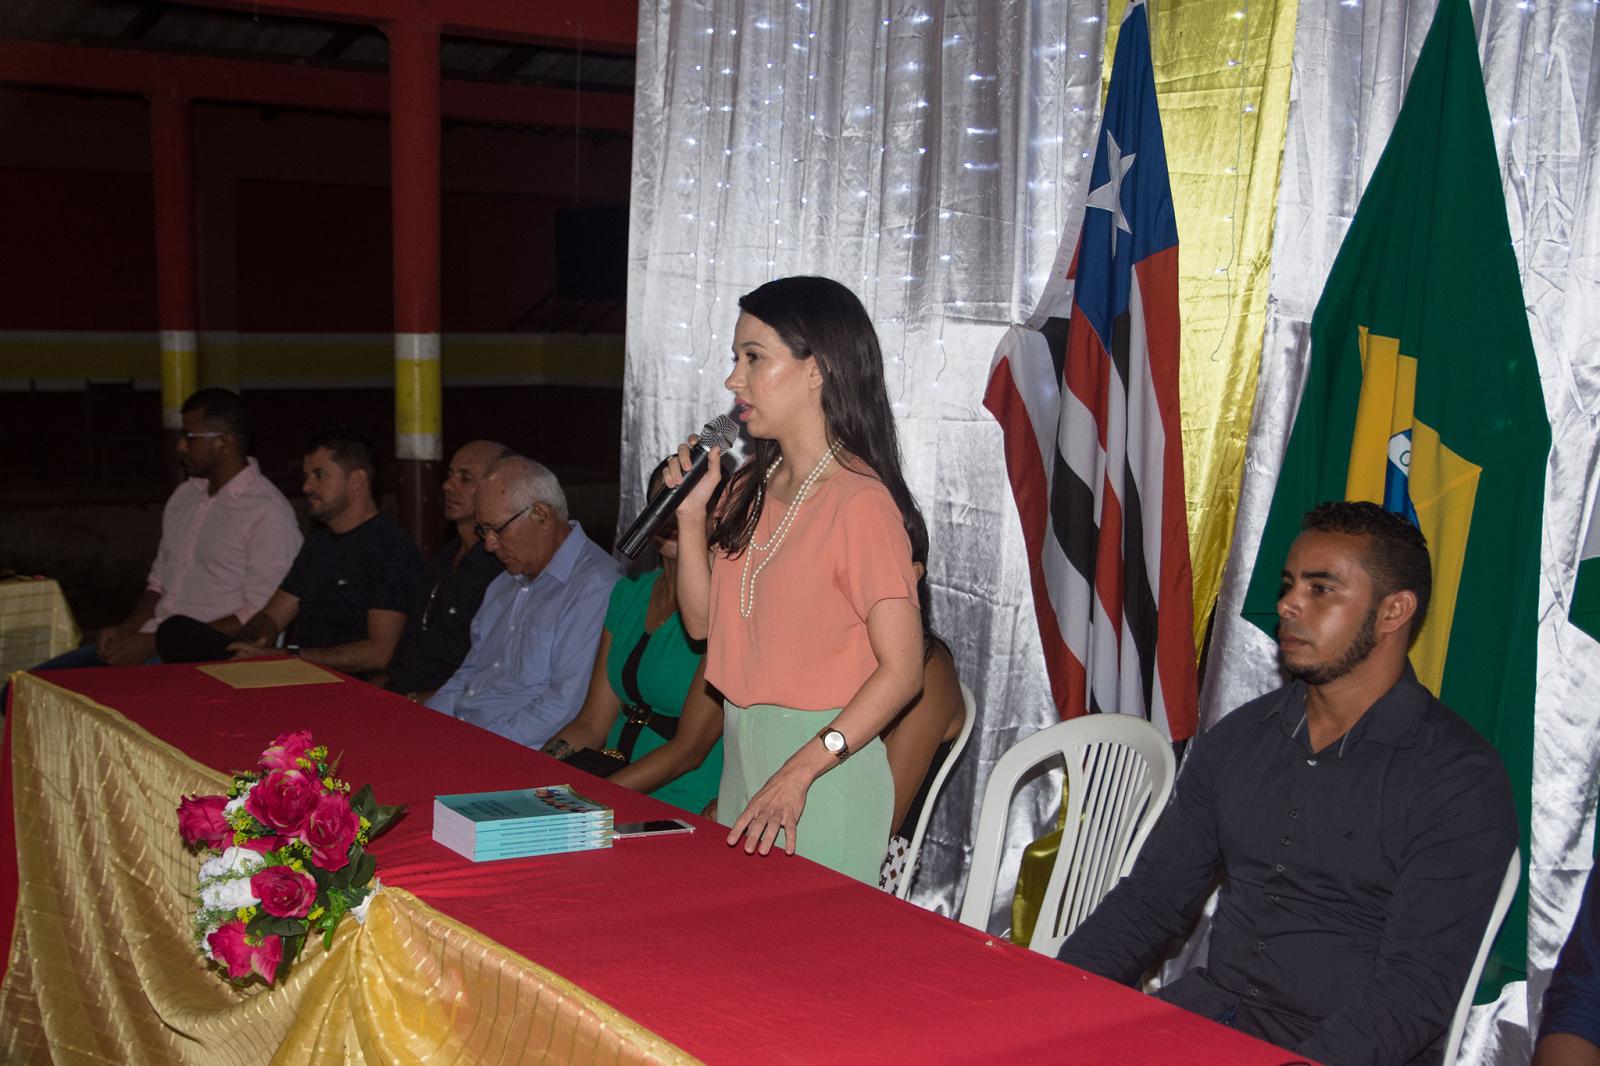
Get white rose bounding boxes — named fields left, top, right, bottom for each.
left=223, top=784, right=254, bottom=818
left=197, top=846, right=263, bottom=911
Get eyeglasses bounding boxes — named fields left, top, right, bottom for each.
left=180, top=431, right=225, bottom=442
left=474, top=503, right=534, bottom=543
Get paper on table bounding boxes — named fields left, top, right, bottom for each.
left=196, top=658, right=343, bottom=689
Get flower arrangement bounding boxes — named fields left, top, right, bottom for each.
left=176, top=730, right=404, bottom=985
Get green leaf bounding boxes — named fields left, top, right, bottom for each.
left=328, top=854, right=356, bottom=891
left=280, top=932, right=304, bottom=965
left=352, top=851, right=376, bottom=888
left=248, top=913, right=308, bottom=938
left=319, top=901, right=349, bottom=950
left=367, top=803, right=407, bottom=839
left=349, top=784, right=375, bottom=819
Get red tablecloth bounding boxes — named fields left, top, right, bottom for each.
left=4, top=664, right=1297, bottom=1064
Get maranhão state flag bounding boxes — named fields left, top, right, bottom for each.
left=1240, top=0, right=1550, bottom=992
left=984, top=0, right=1198, bottom=742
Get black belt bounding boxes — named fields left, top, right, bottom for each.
left=615, top=703, right=680, bottom=761
left=611, top=622, right=679, bottom=761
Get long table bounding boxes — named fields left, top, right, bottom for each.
left=0, top=663, right=1296, bottom=1064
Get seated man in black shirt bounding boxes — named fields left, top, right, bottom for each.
left=1059, top=501, right=1517, bottom=1064
left=1535, top=863, right=1600, bottom=1065
left=158, top=426, right=423, bottom=676
left=381, top=439, right=509, bottom=701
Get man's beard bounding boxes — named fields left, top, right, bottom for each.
left=1283, top=604, right=1379, bottom=686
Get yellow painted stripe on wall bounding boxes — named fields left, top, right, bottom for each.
left=395, top=357, right=442, bottom=439
left=160, top=332, right=198, bottom=429
left=0, top=333, right=625, bottom=387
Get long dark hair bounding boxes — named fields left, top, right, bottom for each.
left=708, top=276, right=927, bottom=566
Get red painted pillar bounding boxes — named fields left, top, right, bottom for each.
left=386, top=17, right=444, bottom=552
left=149, top=88, right=199, bottom=478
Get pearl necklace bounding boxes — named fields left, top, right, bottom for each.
left=738, top=442, right=839, bottom=618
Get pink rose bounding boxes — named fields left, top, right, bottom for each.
left=238, top=834, right=285, bottom=855
left=207, top=921, right=255, bottom=979
left=250, top=865, right=317, bottom=919
left=258, top=730, right=316, bottom=772
left=206, top=922, right=282, bottom=983
left=177, top=795, right=231, bottom=849
left=249, top=931, right=284, bottom=984
left=302, top=792, right=360, bottom=871
left=245, top=769, right=320, bottom=836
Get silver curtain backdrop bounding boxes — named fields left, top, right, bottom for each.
left=625, top=0, right=1112, bottom=922
left=627, top=0, right=1600, bottom=1059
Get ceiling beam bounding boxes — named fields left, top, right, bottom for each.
left=118, top=4, right=170, bottom=42
left=314, top=24, right=369, bottom=62
left=163, top=0, right=636, bottom=54
left=0, top=39, right=632, bottom=131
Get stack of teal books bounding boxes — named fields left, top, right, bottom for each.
left=432, top=784, right=614, bottom=861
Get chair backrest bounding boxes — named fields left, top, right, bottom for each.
left=893, top=680, right=978, bottom=901
left=957, top=713, right=1176, bottom=957
left=1442, top=848, right=1520, bottom=1064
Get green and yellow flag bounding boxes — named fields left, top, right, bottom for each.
left=1241, top=0, right=1550, bottom=991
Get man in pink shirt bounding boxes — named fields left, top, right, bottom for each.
left=32, top=387, right=301, bottom=670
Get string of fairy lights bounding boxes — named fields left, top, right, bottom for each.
left=653, top=0, right=1271, bottom=407
left=661, top=2, right=1099, bottom=402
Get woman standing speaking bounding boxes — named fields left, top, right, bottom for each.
left=666, top=275, right=925, bottom=884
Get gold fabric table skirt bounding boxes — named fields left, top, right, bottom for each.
left=0, top=578, right=80, bottom=681
left=0, top=673, right=697, bottom=1066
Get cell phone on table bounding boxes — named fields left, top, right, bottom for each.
left=613, top=818, right=695, bottom=839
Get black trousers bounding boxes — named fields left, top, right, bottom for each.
left=154, top=615, right=236, bottom=663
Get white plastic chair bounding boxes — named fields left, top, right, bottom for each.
left=1442, top=848, right=1520, bottom=1064
left=892, top=680, right=977, bottom=900
left=958, top=713, right=1176, bottom=957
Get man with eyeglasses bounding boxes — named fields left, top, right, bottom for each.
left=157, top=425, right=423, bottom=676
left=425, top=455, right=621, bottom=749
left=380, top=440, right=510, bottom=703
left=22, top=387, right=300, bottom=673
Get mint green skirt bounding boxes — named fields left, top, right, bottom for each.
left=717, top=700, right=893, bottom=886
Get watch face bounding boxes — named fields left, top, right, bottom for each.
left=823, top=729, right=846, bottom=754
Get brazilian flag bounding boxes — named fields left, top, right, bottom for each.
left=1241, top=0, right=1550, bottom=993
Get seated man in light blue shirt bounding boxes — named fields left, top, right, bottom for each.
left=426, top=456, right=622, bottom=748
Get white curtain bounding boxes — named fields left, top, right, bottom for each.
left=625, top=0, right=1111, bottom=916
left=1202, top=0, right=1600, bottom=1059
left=628, top=0, right=1600, bottom=1056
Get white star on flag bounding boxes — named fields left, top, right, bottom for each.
left=1085, top=131, right=1136, bottom=256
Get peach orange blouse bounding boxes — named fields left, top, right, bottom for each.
left=706, top=464, right=918, bottom=711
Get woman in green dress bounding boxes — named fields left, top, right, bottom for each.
left=543, top=461, right=724, bottom=814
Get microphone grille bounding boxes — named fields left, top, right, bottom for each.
left=699, top=414, right=739, bottom=450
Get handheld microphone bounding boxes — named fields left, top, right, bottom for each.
left=617, top=415, right=739, bottom=559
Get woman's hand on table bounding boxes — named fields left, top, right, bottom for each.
left=728, top=764, right=813, bottom=856
left=225, top=638, right=273, bottom=660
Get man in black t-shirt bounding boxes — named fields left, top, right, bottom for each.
left=157, top=426, right=423, bottom=675
left=381, top=439, right=509, bottom=701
